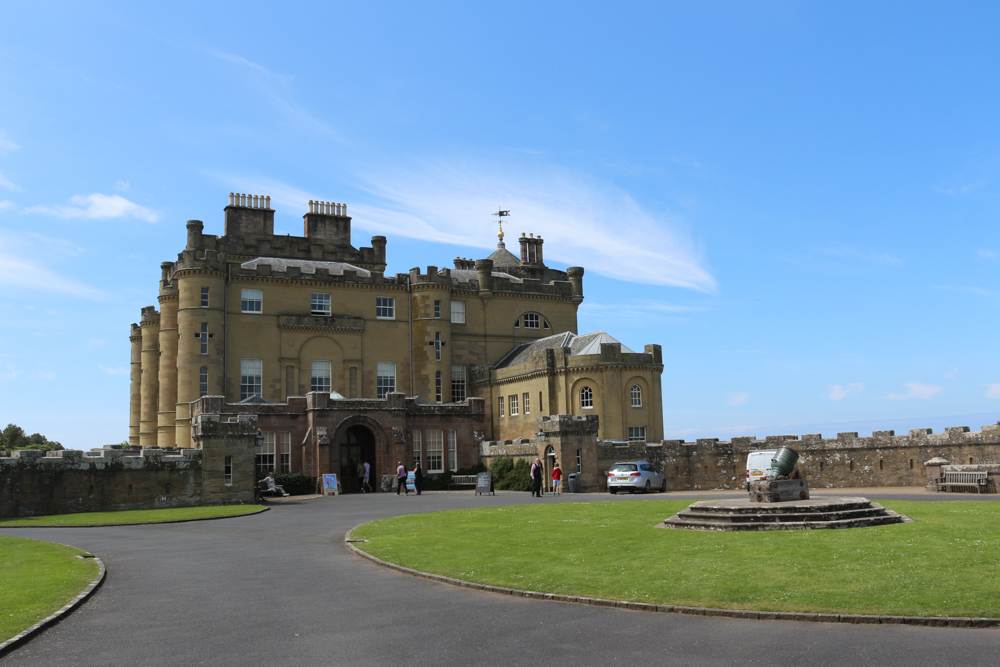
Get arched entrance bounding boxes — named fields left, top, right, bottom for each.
left=545, top=445, right=556, bottom=493
left=339, top=425, right=376, bottom=493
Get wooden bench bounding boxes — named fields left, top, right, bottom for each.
left=448, top=474, right=479, bottom=490
left=936, top=470, right=989, bottom=493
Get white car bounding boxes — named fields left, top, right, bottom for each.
left=606, top=461, right=666, bottom=494
left=746, top=449, right=777, bottom=490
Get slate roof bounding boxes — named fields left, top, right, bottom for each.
left=487, top=242, right=521, bottom=268
left=241, top=257, right=372, bottom=277
left=450, top=269, right=521, bottom=283
left=493, top=331, right=635, bottom=369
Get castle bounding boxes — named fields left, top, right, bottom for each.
left=128, top=193, right=663, bottom=489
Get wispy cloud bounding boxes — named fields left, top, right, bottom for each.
left=820, top=245, right=902, bottom=267
left=828, top=382, right=864, bottom=401
left=352, top=160, right=716, bottom=290
left=580, top=300, right=707, bottom=321
left=986, top=384, right=1000, bottom=399
left=204, top=48, right=344, bottom=143
left=977, top=249, right=997, bottom=261
left=0, top=200, right=14, bottom=213
left=886, top=381, right=942, bottom=401
left=932, top=178, right=989, bottom=197
left=0, top=231, right=109, bottom=300
left=25, top=193, right=159, bottom=223
left=99, top=365, right=128, bottom=376
left=0, top=172, right=20, bottom=191
left=0, top=132, right=18, bottom=154
left=727, top=392, right=749, bottom=405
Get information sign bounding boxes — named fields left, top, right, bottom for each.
left=322, top=473, right=339, bottom=496
left=476, top=472, right=494, bottom=496
left=406, top=471, right=416, bottom=492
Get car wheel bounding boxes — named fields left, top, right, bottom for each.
left=660, top=480, right=667, bottom=493
left=644, top=481, right=651, bottom=494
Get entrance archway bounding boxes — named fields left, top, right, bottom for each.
left=545, top=445, right=556, bottom=493
left=339, top=425, right=376, bottom=493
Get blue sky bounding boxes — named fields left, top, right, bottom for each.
left=1, top=1, right=999, bottom=448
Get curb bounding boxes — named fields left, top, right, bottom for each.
left=0, top=506, right=269, bottom=529
left=0, top=546, right=106, bottom=658
left=344, top=526, right=1000, bottom=629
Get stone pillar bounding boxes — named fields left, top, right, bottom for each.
left=139, top=306, right=160, bottom=448
left=128, top=323, right=142, bottom=446
left=157, top=277, right=179, bottom=448
left=567, top=266, right=584, bottom=303
left=924, top=457, right=949, bottom=491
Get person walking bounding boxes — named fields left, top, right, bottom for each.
left=396, top=461, right=408, bottom=495
left=530, top=457, right=543, bottom=497
left=362, top=460, right=372, bottom=493
left=551, top=461, right=562, bottom=495
left=413, top=462, right=423, bottom=495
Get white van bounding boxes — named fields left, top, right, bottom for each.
left=745, top=450, right=777, bottom=490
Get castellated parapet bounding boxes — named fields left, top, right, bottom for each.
left=596, top=421, right=1000, bottom=491
left=0, top=418, right=256, bottom=517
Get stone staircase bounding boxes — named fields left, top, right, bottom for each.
left=660, top=496, right=911, bottom=531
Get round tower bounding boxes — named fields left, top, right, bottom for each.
left=128, top=323, right=142, bottom=446
left=174, top=268, right=226, bottom=447
left=139, top=306, right=160, bottom=448
left=157, top=263, right=179, bottom=448
left=410, top=266, right=453, bottom=402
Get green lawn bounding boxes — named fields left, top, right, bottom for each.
left=0, top=537, right=99, bottom=642
left=0, top=505, right=266, bottom=527
left=352, top=500, right=1000, bottom=618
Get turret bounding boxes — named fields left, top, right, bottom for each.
left=186, top=220, right=204, bottom=250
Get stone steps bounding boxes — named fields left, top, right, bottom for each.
left=660, top=497, right=912, bottom=531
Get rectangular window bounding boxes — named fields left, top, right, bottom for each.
left=200, top=322, right=209, bottom=354
left=628, top=426, right=646, bottom=442
left=451, top=301, right=465, bottom=324
left=311, top=360, right=332, bottom=393
left=240, top=358, right=262, bottom=400
left=523, top=392, right=530, bottom=414
left=376, top=362, right=396, bottom=399
left=434, top=300, right=441, bottom=318
left=311, top=293, right=331, bottom=316
left=376, top=297, right=395, bottom=320
left=280, top=432, right=291, bottom=473
left=524, top=313, right=540, bottom=328
left=241, top=288, right=262, bottom=313
left=256, top=432, right=275, bottom=477
left=451, top=365, right=466, bottom=402
left=498, top=396, right=505, bottom=418
left=576, top=448, right=582, bottom=474
left=448, top=430, right=457, bottom=472
left=413, top=431, right=422, bottom=468
left=509, top=394, right=518, bottom=416
left=435, top=371, right=442, bottom=403
left=224, top=456, right=232, bottom=486
left=200, top=287, right=209, bottom=308
left=426, top=430, right=444, bottom=473
left=199, top=366, right=208, bottom=397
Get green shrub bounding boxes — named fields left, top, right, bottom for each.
left=273, top=472, right=312, bottom=496
left=489, top=456, right=532, bottom=491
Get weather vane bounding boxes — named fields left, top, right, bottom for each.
left=491, top=206, right=510, bottom=241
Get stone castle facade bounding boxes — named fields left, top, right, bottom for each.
left=129, top=193, right=663, bottom=489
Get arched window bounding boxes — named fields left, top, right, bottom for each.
left=580, top=386, right=593, bottom=409
left=514, top=313, right=550, bottom=329
left=630, top=384, right=642, bottom=407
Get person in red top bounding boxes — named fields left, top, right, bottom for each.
left=551, top=462, right=563, bottom=495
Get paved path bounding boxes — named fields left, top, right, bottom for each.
left=2, top=489, right=998, bottom=666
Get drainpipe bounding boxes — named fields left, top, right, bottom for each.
left=407, top=275, right=414, bottom=396
left=223, top=262, right=230, bottom=398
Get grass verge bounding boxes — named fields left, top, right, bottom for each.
left=0, top=505, right=266, bottom=527
left=352, top=500, right=1000, bottom=618
left=0, top=537, right=99, bottom=642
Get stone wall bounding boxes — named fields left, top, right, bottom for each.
left=0, top=417, right=257, bottom=518
left=597, top=422, right=1000, bottom=491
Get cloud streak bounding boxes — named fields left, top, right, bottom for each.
left=25, top=193, right=159, bottom=223
left=828, top=382, right=864, bottom=401
left=0, top=231, right=109, bottom=300
left=886, top=381, right=941, bottom=401
left=352, top=160, right=716, bottom=290
left=0, top=172, right=19, bottom=191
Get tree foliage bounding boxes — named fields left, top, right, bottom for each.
left=0, top=424, right=63, bottom=452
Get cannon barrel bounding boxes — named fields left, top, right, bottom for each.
left=770, top=447, right=799, bottom=477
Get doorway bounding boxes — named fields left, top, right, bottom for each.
left=545, top=445, right=556, bottom=493
left=339, top=425, right=376, bottom=493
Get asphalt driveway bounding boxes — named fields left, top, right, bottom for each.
left=2, top=489, right=997, bottom=666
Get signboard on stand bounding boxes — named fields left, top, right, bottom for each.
left=476, top=472, right=494, bottom=496
left=406, top=471, right=416, bottom=493
left=322, top=474, right=339, bottom=496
